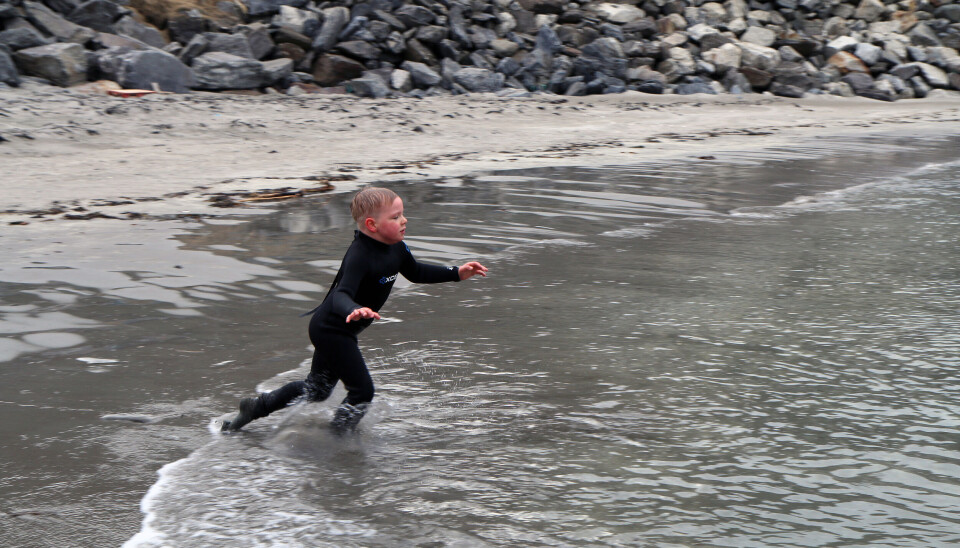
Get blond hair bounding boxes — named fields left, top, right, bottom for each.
left=350, top=187, right=399, bottom=223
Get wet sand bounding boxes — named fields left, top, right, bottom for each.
left=2, top=82, right=960, bottom=223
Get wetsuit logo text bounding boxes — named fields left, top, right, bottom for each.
left=379, top=274, right=398, bottom=284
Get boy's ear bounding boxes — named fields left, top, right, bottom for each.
left=364, top=217, right=378, bottom=232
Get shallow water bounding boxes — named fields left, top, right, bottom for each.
left=2, top=133, right=959, bottom=547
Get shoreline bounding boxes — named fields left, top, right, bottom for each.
left=3, top=83, right=960, bottom=225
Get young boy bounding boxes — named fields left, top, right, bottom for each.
left=222, top=187, right=488, bottom=433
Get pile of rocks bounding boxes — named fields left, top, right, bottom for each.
left=1, top=0, right=959, bottom=100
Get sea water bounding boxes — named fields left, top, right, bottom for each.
left=1, top=134, right=959, bottom=547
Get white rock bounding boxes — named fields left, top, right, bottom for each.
left=824, top=36, right=860, bottom=58
left=737, top=42, right=780, bottom=71
left=854, top=43, right=882, bottom=65
left=703, top=42, right=742, bottom=72
left=854, top=0, right=885, bottom=22
left=740, top=26, right=777, bottom=47
left=593, top=3, right=645, bottom=24
left=687, top=23, right=717, bottom=43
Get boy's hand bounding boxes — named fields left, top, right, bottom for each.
left=346, top=307, right=381, bottom=323
left=458, top=261, right=489, bottom=281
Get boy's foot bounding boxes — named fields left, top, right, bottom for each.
left=221, top=397, right=261, bottom=432
left=330, top=403, right=367, bottom=435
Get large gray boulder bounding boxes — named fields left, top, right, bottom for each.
left=13, top=42, right=87, bottom=86
left=400, top=60, right=441, bottom=88
left=452, top=67, right=504, bottom=92
left=204, top=33, right=256, bottom=59
left=192, top=51, right=265, bottom=89
left=1, top=49, right=20, bottom=86
left=117, top=49, right=195, bottom=92
left=261, top=57, right=293, bottom=86
left=113, top=16, right=166, bottom=49
left=313, top=7, right=350, bottom=52
left=348, top=74, right=390, bottom=98
left=0, top=27, right=51, bottom=51
left=67, top=0, right=126, bottom=33
left=22, top=1, right=95, bottom=43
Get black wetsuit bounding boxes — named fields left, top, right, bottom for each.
left=254, top=230, right=461, bottom=429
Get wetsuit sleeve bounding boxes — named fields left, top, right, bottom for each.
left=399, top=244, right=461, bottom=284
left=329, top=245, right=370, bottom=318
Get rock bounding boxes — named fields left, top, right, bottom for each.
left=273, top=6, right=320, bottom=37
left=192, top=51, right=266, bottom=90
left=1, top=49, right=20, bottom=86
left=415, top=25, right=446, bottom=45
left=740, top=26, right=777, bottom=47
left=496, top=56, right=521, bottom=76
left=889, top=63, right=920, bottom=80
left=777, top=45, right=803, bottom=63
left=13, top=42, right=87, bottom=86
left=739, top=65, right=772, bottom=88
left=912, top=62, right=950, bottom=88
left=950, top=73, right=960, bottom=91
left=536, top=24, right=563, bottom=55
left=823, top=81, right=855, bottom=96
left=273, top=27, right=312, bottom=51
left=856, top=88, right=895, bottom=101
left=405, top=38, right=437, bottom=66
left=242, top=0, right=299, bottom=18
left=262, top=58, right=292, bottom=86
left=445, top=6, right=472, bottom=49
left=179, top=34, right=209, bottom=64
left=373, top=10, right=407, bottom=32
left=491, top=38, right=519, bottom=57
left=702, top=42, right=741, bottom=72
left=676, top=81, right=716, bottom=94
left=452, top=67, right=504, bottom=92
left=636, top=79, right=665, bottom=94
left=926, top=47, right=960, bottom=73
left=0, top=27, right=50, bottom=51
left=67, top=0, right=125, bottom=33
left=657, top=46, right=696, bottom=82
left=347, top=74, right=390, bottom=97
left=167, top=10, right=208, bottom=44
left=240, top=24, right=274, bottom=61
left=517, top=0, right=566, bottom=15
left=823, top=36, right=859, bottom=59
left=390, top=68, right=413, bottom=92
left=336, top=40, right=380, bottom=61
left=908, top=24, right=941, bottom=48
left=841, top=71, right=874, bottom=92
left=22, top=1, right=95, bottom=43
left=769, top=81, right=805, bottom=97
left=314, top=7, right=350, bottom=52
left=935, top=5, right=960, bottom=24
left=117, top=49, right=195, bottom=92
left=113, top=16, right=166, bottom=49
left=854, top=43, right=882, bottom=66
left=738, top=42, right=780, bottom=71
left=401, top=60, right=441, bottom=88
left=93, top=32, right=150, bottom=51
left=394, top=5, right=436, bottom=27
left=827, top=51, right=869, bottom=74
left=700, top=32, right=734, bottom=51
left=593, top=3, right=646, bottom=24
left=204, top=33, right=255, bottom=59
left=312, top=53, right=364, bottom=86
left=853, top=0, right=885, bottom=23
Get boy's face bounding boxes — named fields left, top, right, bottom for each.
left=367, top=197, right=406, bottom=244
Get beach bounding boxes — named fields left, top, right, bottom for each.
left=3, top=84, right=960, bottom=223
left=3, top=87, right=960, bottom=546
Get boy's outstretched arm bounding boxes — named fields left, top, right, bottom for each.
left=458, top=262, right=488, bottom=281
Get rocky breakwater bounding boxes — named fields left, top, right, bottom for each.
left=0, top=0, right=958, bottom=100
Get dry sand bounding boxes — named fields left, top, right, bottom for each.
left=2, top=82, right=960, bottom=224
